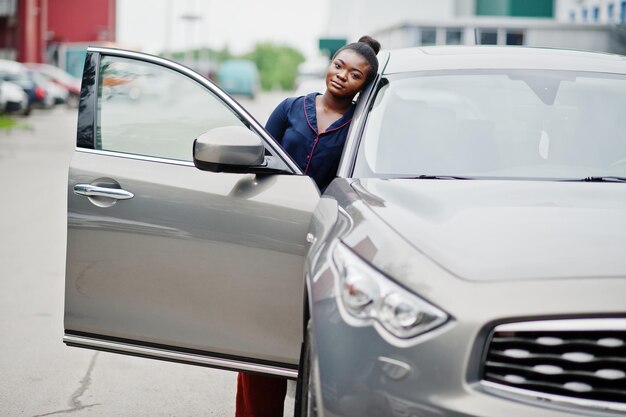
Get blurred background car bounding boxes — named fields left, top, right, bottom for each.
left=0, top=59, right=50, bottom=110
left=217, top=59, right=259, bottom=99
left=100, top=60, right=145, bottom=101
left=0, top=80, right=29, bottom=115
left=26, top=70, right=59, bottom=107
left=25, top=63, right=81, bottom=107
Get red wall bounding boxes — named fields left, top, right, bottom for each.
left=7, top=0, right=115, bottom=62
left=47, top=0, right=116, bottom=43
left=17, top=0, right=45, bottom=62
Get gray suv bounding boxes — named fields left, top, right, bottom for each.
left=65, top=46, right=626, bottom=417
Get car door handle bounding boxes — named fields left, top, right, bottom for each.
left=73, top=184, right=134, bottom=200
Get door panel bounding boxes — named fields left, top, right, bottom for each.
left=65, top=48, right=318, bottom=373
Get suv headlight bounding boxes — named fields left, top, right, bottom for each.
left=331, top=241, right=449, bottom=342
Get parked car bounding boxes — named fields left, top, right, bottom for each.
left=217, top=59, right=260, bottom=98
left=0, top=80, right=29, bottom=115
left=45, top=79, right=70, bottom=105
left=26, top=69, right=60, bottom=107
left=64, top=46, right=626, bottom=417
left=0, top=59, right=49, bottom=109
left=24, top=62, right=81, bottom=107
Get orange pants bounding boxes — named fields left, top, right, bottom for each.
left=235, top=372, right=287, bottom=417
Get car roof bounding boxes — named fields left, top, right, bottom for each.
left=382, top=46, right=626, bottom=75
left=0, top=59, right=27, bottom=72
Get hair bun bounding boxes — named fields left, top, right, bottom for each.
left=358, top=35, right=381, bottom=54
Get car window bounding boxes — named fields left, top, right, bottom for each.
left=96, top=55, right=247, bottom=161
left=355, top=70, right=626, bottom=179
left=0, top=70, right=30, bottom=85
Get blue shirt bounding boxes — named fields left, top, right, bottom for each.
left=265, top=92, right=355, bottom=190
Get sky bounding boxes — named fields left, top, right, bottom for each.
left=116, top=0, right=330, bottom=60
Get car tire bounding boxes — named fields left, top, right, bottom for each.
left=297, top=319, right=318, bottom=417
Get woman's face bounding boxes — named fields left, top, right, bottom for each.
left=325, top=49, right=370, bottom=99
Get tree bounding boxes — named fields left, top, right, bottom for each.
left=244, top=43, right=305, bottom=91
left=165, top=46, right=233, bottom=62
left=164, top=43, right=305, bottom=91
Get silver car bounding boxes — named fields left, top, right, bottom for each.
left=64, top=46, right=626, bottom=417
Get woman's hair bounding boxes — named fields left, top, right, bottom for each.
left=333, top=35, right=381, bottom=84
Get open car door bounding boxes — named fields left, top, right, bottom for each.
left=64, top=47, right=319, bottom=378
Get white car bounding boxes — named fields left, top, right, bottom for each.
left=0, top=80, right=29, bottom=115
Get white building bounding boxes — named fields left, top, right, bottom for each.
left=323, top=0, right=476, bottom=43
left=557, top=0, right=626, bottom=24
left=322, top=0, right=626, bottom=54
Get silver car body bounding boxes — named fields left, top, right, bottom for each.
left=65, top=46, right=626, bottom=416
left=306, top=47, right=626, bottom=417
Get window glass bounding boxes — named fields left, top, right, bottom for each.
left=478, top=29, right=498, bottom=45
left=355, top=70, right=626, bottom=180
left=1, top=70, right=30, bottom=85
left=445, top=28, right=463, bottom=45
left=506, top=31, right=524, bottom=46
left=96, top=55, right=246, bottom=161
left=420, top=28, right=437, bottom=46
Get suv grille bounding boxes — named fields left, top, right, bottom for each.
left=482, top=319, right=626, bottom=409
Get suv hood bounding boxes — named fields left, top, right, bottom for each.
left=353, top=179, right=626, bottom=281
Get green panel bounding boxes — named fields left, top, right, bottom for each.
left=476, top=0, right=553, bottom=17
left=476, top=0, right=510, bottom=16
left=510, top=0, right=554, bottom=17
left=65, top=47, right=87, bottom=79
left=319, top=38, right=347, bottom=58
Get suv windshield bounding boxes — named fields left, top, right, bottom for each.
left=354, top=70, right=626, bottom=180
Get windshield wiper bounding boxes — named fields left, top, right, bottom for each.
left=563, top=176, right=626, bottom=183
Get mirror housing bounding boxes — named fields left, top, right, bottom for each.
left=193, top=126, right=265, bottom=172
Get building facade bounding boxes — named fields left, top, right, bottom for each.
left=326, top=0, right=625, bottom=55
left=0, top=0, right=115, bottom=65
left=557, top=0, right=626, bottom=24
left=373, top=17, right=624, bottom=54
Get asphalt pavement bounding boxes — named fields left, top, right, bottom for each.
left=0, top=92, right=294, bottom=416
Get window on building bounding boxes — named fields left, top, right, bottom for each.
left=420, top=27, right=437, bottom=46
left=582, top=7, right=588, bottom=21
left=506, top=30, right=525, bottom=45
left=445, top=28, right=463, bottom=45
left=593, top=6, right=600, bottom=21
left=478, top=29, right=498, bottom=45
left=608, top=3, right=615, bottom=22
left=570, top=10, right=576, bottom=22
left=622, top=1, right=626, bottom=23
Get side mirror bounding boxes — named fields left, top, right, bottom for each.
left=193, top=126, right=265, bottom=172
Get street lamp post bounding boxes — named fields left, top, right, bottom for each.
left=181, top=9, right=202, bottom=66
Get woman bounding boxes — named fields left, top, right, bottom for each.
left=266, top=35, right=380, bottom=190
left=236, top=35, right=380, bottom=417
